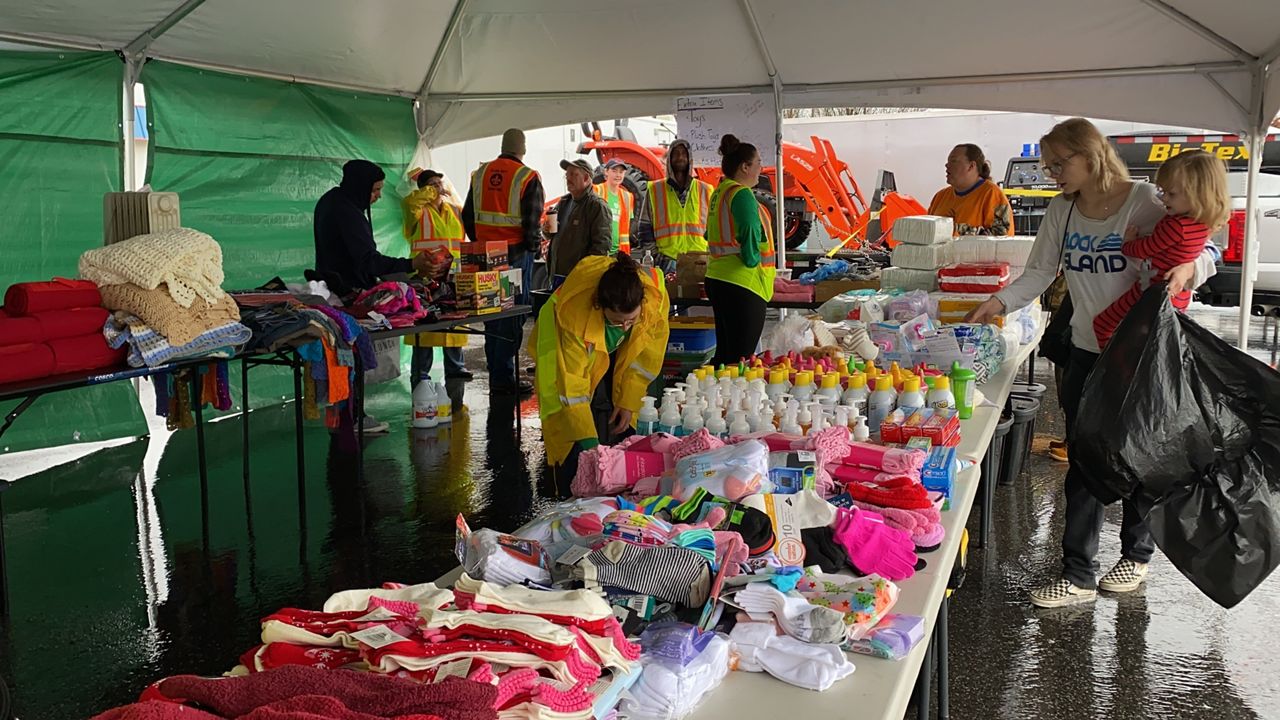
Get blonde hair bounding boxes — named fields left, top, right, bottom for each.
left=1040, top=117, right=1130, bottom=198
left=1156, top=150, right=1232, bottom=231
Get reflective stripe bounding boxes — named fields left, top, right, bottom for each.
left=648, top=180, right=708, bottom=241
left=707, top=180, right=775, bottom=268
left=560, top=395, right=591, bottom=406
left=471, top=159, right=537, bottom=243
left=474, top=211, right=522, bottom=226
left=628, top=363, right=656, bottom=382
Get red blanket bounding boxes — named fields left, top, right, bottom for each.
left=0, top=314, right=42, bottom=345
left=0, top=343, right=56, bottom=384
left=34, top=306, right=111, bottom=340
left=4, top=278, right=101, bottom=315
left=47, top=334, right=127, bottom=374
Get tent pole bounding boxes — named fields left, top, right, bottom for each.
left=1238, top=127, right=1264, bottom=351
left=123, top=58, right=141, bottom=191
left=773, top=77, right=786, bottom=272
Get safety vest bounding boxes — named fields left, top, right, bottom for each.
left=471, top=157, right=538, bottom=246
left=647, top=178, right=711, bottom=258
left=407, top=202, right=467, bottom=349
left=706, top=180, right=775, bottom=267
left=592, top=182, right=633, bottom=254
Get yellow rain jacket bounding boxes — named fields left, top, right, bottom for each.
left=529, top=256, right=670, bottom=465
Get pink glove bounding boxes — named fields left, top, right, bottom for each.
left=672, top=428, right=726, bottom=462
left=850, top=499, right=944, bottom=550
left=713, top=531, right=749, bottom=578
left=833, top=506, right=918, bottom=581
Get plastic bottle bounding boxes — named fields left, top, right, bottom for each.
left=637, top=396, right=660, bottom=435
left=792, top=371, right=816, bottom=402
left=779, top=402, right=803, bottom=436
left=681, top=405, right=704, bottom=436
left=927, top=375, right=956, bottom=410
left=810, top=404, right=829, bottom=434
left=705, top=407, right=728, bottom=438
left=853, top=416, right=870, bottom=442
left=842, top=371, right=869, bottom=409
left=898, top=376, right=926, bottom=411
left=816, top=372, right=842, bottom=404
left=950, top=361, right=977, bottom=420
left=867, top=375, right=897, bottom=439
left=834, top=405, right=850, bottom=434
left=436, top=382, right=452, bottom=425
left=659, top=396, right=683, bottom=435
left=729, top=411, right=751, bottom=437
left=765, top=368, right=789, bottom=402
left=701, top=370, right=717, bottom=393
left=707, top=385, right=723, bottom=413
left=641, top=249, right=655, bottom=268
left=412, top=380, right=439, bottom=429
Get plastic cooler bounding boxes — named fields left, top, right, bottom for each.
left=977, top=411, right=1015, bottom=547
left=1000, top=395, right=1041, bottom=486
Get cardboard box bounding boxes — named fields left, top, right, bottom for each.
left=815, top=277, right=881, bottom=302
left=460, top=241, right=508, bottom=272
left=669, top=283, right=705, bottom=300
left=676, top=252, right=710, bottom=285
left=454, top=271, right=503, bottom=313
left=500, top=268, right=524, bottom=309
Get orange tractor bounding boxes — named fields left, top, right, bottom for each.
left=577, top=121, right=896, bottom=250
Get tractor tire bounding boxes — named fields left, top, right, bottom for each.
left=785, top=215, right=813, bottom=250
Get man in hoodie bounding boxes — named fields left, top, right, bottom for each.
left=313, top=159, right=431, bottom=295
left=545, top=158, right=612, bottom=286
left=644, top=139, right=713, bottom=273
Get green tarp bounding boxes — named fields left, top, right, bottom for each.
left=0, top=51, right=147, bottom=454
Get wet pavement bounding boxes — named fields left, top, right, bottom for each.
left=0, top=331, right=1278, bottom=719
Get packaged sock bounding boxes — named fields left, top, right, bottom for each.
left=620, top=634, right=730, bottom=720
left=576, top=541, right=712, bottom=607
left=733, top=583, right=847, bottom=645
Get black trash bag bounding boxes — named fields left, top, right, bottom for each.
left=1071, top=285, right=1280, bottom=608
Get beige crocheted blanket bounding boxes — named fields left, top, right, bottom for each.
left=80, top=228, right=226, bottom=308
left=99, top=283, right=241, bottom=346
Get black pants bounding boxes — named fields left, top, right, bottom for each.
left=1060, top=348, right=1155, bottom=588
left=706, top=278, right=767, bottom=367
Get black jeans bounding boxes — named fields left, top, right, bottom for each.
left=706, top=278, right=767, bottom=367
left=1060, top=348, right=1156, bottom=588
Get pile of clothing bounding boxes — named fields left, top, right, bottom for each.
left=80, top=228, right=251, bottom=368
left=0, top=279, right=126, bottom=383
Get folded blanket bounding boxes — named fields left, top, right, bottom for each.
left=100, top=283, right=241, bottom=346
left=4, top=278, right=101, bottom=315
left=80, top=228, right=225, bottom=308
left=0, top=314, right=42, bottom=345
left=0, top=343, right=55, bottom=383
left=47, top=334, right=127, bottom=373
left=105, top=312, right=250, bottom=368
left=33, top=307, right=112, bottom=340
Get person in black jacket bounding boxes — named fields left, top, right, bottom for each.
left=314, top=159, right=430, bottom=295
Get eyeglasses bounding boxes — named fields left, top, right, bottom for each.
left=1041, top=152, right=1077, bottom=177
left=605, top=316, right=638, bottom=330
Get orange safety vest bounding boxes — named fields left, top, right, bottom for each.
left=593, top=182, right=633, bottom=254
left=647, top=178, right=711, bottom=257
left=706, top=180, right=775, bottom=268
left=471, top=157, right=538, bottom=246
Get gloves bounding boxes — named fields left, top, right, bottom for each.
left=832, top=506, right=918, bottom=581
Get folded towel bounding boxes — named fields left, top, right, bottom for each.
left=47, top=334, right=127, bottom=374
left=0, top=343, right=56, bottom=383
left=80, top=228, right=225, bottom=308
left=4, top=278, right=101, bottom=315
left=99, top=283, right=240, bottom=346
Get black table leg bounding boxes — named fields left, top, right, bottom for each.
left=916, top=631, right=934, bottom=720
left=292, top=354, right=307, bottom=526
left=0, top=484, right=8, bottom=617
left=192, top=369, right=210, bottom=550
left=241, top=360, right=253, bottom=518
left=354, top=351, right=365, bottom=484
left=938, top=595, right=951, bottom=720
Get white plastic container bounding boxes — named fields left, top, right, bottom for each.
left=842, top=372, right=870, bottom=410
left=705, top=408, right=728, bottom=438
left=682, top=406, right=705, bottom=436
left=897, top=376, right=926, bottom=411
left=816, top=373, right=842, bottom=404
left=729, top=411, right=751, bottom=436
left=927, top=375, right=956, bottom=410
left=413, top=380, right=439, bottom=429
left=866, top=375, right=897, bottom=439
left=853, top=416, right=870, bottom=442
left=637, top=396, right=660, bottom=435
left=659, top=398, right=683, bottom=435
left=436, top=382, right=452, bottom=425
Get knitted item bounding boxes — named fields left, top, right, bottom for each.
left=671, top=427, right=725, bottom=462
left=99, top=283, right=241, bottom=346
left=800, top=526, right=850, bottom=574
left=850, top=499, right=944, bottom=551
left=104, top=312, right=248, bottom=368
left=80, top=228, right=226, bottom=308
left=843, top=477, right=933, bottom=510
left=830, top=464, right=919, bottom=486
left=832, top=507, right=917, bottom=581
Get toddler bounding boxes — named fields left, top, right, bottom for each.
left=1094, top=149, right=1230, bottom=347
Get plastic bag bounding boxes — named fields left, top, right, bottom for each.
left=763, top=314, right=815, bottom=356
left=1072, top=286, right=1280, bottom=608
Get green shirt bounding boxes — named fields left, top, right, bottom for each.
left=603, top=190, right=622, bottom=252
left=705, top=183, right=775, bottom=301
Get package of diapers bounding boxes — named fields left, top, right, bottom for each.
left=952, top=236, right=1000, bottom=264
left=891, top=240, right=954, bottom=271
left=892, top=216, right=954, bottom=245
left=880, top=266, right=939, bottom=293
left=994, top=236, right=1036, bottom=266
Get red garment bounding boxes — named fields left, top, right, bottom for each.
left=90, top=700, right=223, bottom=720
left=0, top=314, right=42, bottom=345
left=155, top=666, right=497, bottom=720
left=1093, top=214, right=1208, bottom=348
left=0, top=342, right=56, bottom=383
left=47, top=334, right=127, bottom=373
left=33, top=306, right=111, bottom=339
left=4, top=278, right=101, bottom=315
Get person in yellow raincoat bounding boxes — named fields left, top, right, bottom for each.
left=530, top=252, right=669, bottom=488
left=402, top=168, right=473, bottom=383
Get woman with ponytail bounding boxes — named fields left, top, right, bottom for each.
left=530, top=252, right=670, bottom=488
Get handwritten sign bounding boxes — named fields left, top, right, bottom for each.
left=675, top=94, right=778, bottom=168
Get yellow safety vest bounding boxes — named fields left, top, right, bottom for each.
left=705, top=179, right=776, bottom=301
left=407, top=203, right=468, bottom=348
left=647, top=178, right=711, bottom=258
left=528, top=256, right=670, bottom=465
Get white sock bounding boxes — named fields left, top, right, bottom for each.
left=728, top=621, right=778, bottom=672
left=755, top=634, right=855, bottom=691
left=735, top=583, right=847, bottom=645
left=621, top=635, right=731, bottom=719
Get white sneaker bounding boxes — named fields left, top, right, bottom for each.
left=1098, top=559, right=1149, bottom=593
left=358, top=415, right=390, bottom=434
left=1029, top=578, right=1097, bottom=608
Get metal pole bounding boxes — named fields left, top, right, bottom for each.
left=938, top=596, right=951, bottom=720
left=293, top=355, right=307, bottom=524
left=1238, top=129, right=1265, bottom=351
left=192, top=369, right=210, bottom=549
left=123, top=59, right=140, bottom=190
left=773, top=76, right=786, bottom=271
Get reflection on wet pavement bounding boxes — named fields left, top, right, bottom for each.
left=0, top=342, right=1277, bottom=719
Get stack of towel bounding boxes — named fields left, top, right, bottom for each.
left=0, top=279, right=126, bottom=383
left=80, top=228, right=250, bottom=367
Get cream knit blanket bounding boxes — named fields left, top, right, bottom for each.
left=80, top=228, right=226, bottom=308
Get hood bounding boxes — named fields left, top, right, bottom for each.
left=552, top=255, right=663, bottom=339
left=338, top=159, right=386, bottom=209
left=665, top=138, right=693, bottom=186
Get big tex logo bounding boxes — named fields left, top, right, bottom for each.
left=1148, top=142, right=1250, bottom=162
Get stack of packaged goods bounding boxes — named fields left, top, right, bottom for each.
left=80, top=228, right=251, bottom=368
left=881, top=216, right=954, bottom=292
left=0, top=279, right=125, bottom=383
left=451, top=241, right=511, bottom=315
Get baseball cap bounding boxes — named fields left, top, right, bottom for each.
left=603, top=158, right=628, bottom=170
left=560, top=158, right=594, bottom=176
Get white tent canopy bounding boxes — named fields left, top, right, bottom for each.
left=2, top=0, right=1278, bottom=344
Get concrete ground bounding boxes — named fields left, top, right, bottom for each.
left=0, top=308, right=1277, bottom=719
